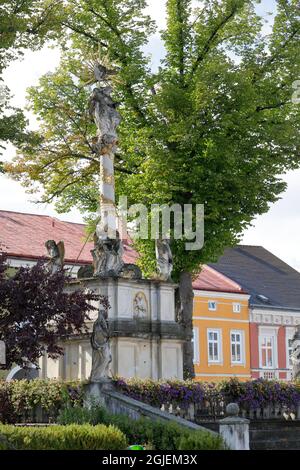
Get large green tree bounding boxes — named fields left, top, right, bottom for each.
left=4, top=0, right=300, bottom=377
left=0, top=0, right=61, bottom=159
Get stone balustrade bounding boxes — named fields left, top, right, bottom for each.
left=160, top=400, right=300, bottom=422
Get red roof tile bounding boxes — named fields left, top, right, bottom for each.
left=0, top=210, right=245, bottom=293
left=193, top=265, right=245, bottom=294
left=0, top=210, right=137, bottom=265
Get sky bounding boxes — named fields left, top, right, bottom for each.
left=1, top=0, right=300, bottom=270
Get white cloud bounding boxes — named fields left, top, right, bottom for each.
left=0, top=172, right=83, bottom=222
left=2, top=46, right=61, bottom=110
left=0, top=46, right=80, bottom=221
left=145, top=0, right=167, bottom=29
left=242, top=170, right=300, bottom=271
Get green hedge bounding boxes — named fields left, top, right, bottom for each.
left=177, top=432, right=224, bottom=450
left=0, top=380, right=84, bottom=423
left=0, top=424, right=127, bottom=450
left=57, top=405, right=224, bottom=450
left=57, top=405, right=107, bottom=426
left=105, top=413, right=223, bottom=450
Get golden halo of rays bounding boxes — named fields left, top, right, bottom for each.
left=79, top=53, right=122, bottom=87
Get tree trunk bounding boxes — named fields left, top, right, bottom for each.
left=176, top=271, right=195, bottom=380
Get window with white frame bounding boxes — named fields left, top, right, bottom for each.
left=260, top=336, right=274, bottom=368
left=208, top=301, right=217, bottom=311
left=207, top=329, right=222, bottom=363
left=193, top=327, right=200, bottom=364
left=233, top=303, right=241, bottom=313
left=231, top=331, right=244, bottom=364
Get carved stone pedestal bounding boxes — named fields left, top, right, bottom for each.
left=66, top=276, right=185, bottom=381
left=84, top=378, right=115, bottom=408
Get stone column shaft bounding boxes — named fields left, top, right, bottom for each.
left=99, top=151, right=117, bottom=236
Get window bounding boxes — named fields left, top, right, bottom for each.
left=193, top=328, right=200, bottom=364
left=233, top=303, right=241, bottom=313
left=261, top=336, right=274, bottom=368
left=259, top=328, right=278, bottom=371
left=207, top=329, right=222, bottom=363
left=231, top=331, right=244, bottom=364
left=208, top=301, right=217, bottom=311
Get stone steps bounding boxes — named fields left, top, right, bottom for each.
left=198, top=420, right=300, bottom=450
left=251, top=439, right=300, bottom=450
left=250, top=421, right=300, bottom=450
left=252, top=428, right=300, bottom=434
left=251, top=430, right=300, bottom=442
left=250, top=420, right=300, bottom=428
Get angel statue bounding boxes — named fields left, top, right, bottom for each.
left=291, top=327, right=300, bottom=381
left=89, top=63, right=121, bottom=155
left=92, top=230, right=124, bottom=277
left=90, top=309, right=112, bottom=382
left=93, top=62, right=118, bottom=82
left=155, top=238, right=173, bottom=281
left=45, top=240, right=65, bottom=274
left=105, top=230, right=124, bottom=274
left=91, top=232, right=109, bottom=277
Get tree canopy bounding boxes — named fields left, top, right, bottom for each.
left=0, top=0, right=60, bottom=158
left=4, top=0, right=300, bottom=278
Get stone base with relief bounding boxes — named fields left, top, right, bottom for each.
left=41, top=276, right=185, bottom=382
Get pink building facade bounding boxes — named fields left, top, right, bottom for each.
left=249, top=308, right=300, bottom=381
left=209, top=245, right=300, bottom=382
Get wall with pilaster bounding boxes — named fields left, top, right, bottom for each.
left=41, top=277, right=184, bottom=381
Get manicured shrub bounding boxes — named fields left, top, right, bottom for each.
left=0, top=382, right=17, bottom=424
left=56, top=405, right=224, bottom=450
left=0, top=424, right=127, bottom=450
left=178, top=431, right=224, bottom=450
left=106, top=415, right=224, bottom=450
left=57, top=404, right=106, bottom=425
left=0, top=380, right=84, bottom=424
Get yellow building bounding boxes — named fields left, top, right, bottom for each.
left=193, top=266, right=251, bottom=382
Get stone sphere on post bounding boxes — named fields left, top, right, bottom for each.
left=226, top=403, right=239, bottom=417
